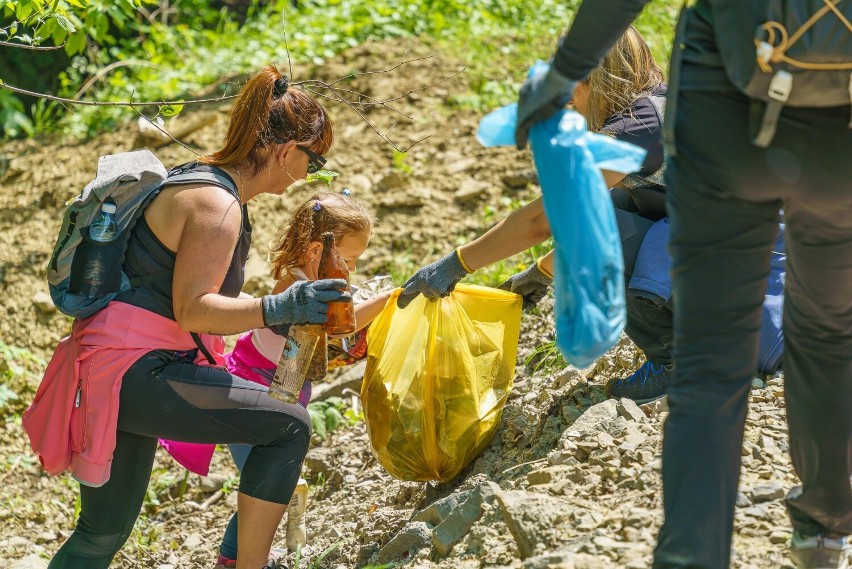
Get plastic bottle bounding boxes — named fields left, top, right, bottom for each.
left=80, top=203, right=118, bottom=298
left=286, top=478, right=309, bottom=551
left=317, top=232, right=355, bottom=335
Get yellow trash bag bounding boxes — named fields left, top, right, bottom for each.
left=362, top=283, right=522, bottom=482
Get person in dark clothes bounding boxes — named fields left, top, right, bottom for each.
left=514, top=1, right=852, bottom=568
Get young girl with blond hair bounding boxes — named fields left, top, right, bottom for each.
left=212, top=191, right=391, bottom=568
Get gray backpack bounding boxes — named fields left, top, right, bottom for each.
left=48, top=150, right=237, bottom=320
left=674, top=0, right=852, bottom=147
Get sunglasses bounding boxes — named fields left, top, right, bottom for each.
left=296, top=145, right=327, bottom=174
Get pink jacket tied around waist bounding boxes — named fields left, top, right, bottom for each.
left=22, top=302, right=224, bottom=487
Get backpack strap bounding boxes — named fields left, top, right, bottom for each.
left=750, top=70, right=793, bottom=147
left=191, top=332, right=217, bottom=366
left=125, top=167, right=242, bottom=291
left=164, top=169, right=239, bottom=200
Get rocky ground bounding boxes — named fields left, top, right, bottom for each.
left=1, top=40, right=840, bottom=569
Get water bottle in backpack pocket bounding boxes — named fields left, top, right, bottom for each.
left=69, top=202, right=124, bottom=299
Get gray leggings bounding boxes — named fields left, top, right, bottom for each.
left=49, top=348, right=311, bottom=568
left=653, top=87, right=852, bottom=569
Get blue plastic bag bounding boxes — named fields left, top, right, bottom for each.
left=478, top=64, right=646, bottom=367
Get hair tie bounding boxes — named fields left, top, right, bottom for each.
left=273, top=76, right=290, bottom=98
left=341, top=188, right=352, bottom=197
left=313, top=200, right=322, bottom=211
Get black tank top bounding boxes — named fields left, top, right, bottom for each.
left=115, top=163, right=252, bottom=320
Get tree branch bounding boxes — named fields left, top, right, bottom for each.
left=0, top=38, right=65, bottom=50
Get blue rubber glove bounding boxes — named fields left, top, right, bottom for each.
left=515, top=67, right=577, bottom=149
left=397, top=250, right=471, bottom=309
left=498, top=261, right=553, bottom=310
left=261, top=279, right=350, bottom=327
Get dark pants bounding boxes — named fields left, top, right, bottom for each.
left=613, top=189, right=674, bottom=365
left=653, top=87, right=852, bottom=569
left=50, top=349, right=312, bottom=568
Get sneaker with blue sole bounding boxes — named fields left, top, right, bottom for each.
left=605, top=360, right=674, bottom=404
left=791, top=532, right=849, bottom=569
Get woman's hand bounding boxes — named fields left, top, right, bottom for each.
left=396, top=250, right=470, bottom=309
left=498, top=259, right=554, bottom=310
left=516, top=67, right=577, bottom=149
left=262, top=279, right=351, bottom=326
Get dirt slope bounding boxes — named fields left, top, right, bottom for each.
left=0, top=41, right=825, bottom=569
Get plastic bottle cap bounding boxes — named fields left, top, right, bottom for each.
left=101, top=203, right=117, bottom=214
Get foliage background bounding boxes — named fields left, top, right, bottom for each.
left=0, top=0, right=678, bottom=140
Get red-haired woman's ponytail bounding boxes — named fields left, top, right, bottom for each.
left=202, top=65, right=333, bottom=175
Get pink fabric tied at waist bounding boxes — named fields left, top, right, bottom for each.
left=22, top=302, right=223, bottom=487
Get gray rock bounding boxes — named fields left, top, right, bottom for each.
left=527, top=466, right=573, bottom=486
left=181, top=533, right=203, bottom=548
left=32, top=292, right=56, bottom=314
left=11, top=556, right=48, bottom=569
left=521, top=548, right=576, bottom=569
left=2, top=536, right=32, bottom=548
left=381, top=188, right=430, bottom=208
left=640, top=396, right=668, bottom=417
left=502, top=170, right=537, bottom=190
left=346, top=174, right=373, bottom=194
left=376, top=521, right=432, bottom=563
left=199, top=473, right=228, bottom=493
left=750, top=481, right=785, bottom=503
left=304, top=447, right=334, bottom=477
left=376, top=171, right=405, bottom=191
left=497, top=490, right=572, bottom=559
left=617, top=398, right=647, bottom=422
left=560, top=399, right=618, bottom=443
left=446, top=158, right=477, bottom=174
left=453, top=179, right=490, bottom=203
left=736, top=491, right=752, bottom=507
left=769, top=530, right=789, bottom=544
left=412, top=482, right=499, bottom=557
left=33, top=531, right=59, bottom=544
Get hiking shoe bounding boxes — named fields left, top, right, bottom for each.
left=790, top=532, right=849, bottom=569
left=605, top=360, right=673, bottom=404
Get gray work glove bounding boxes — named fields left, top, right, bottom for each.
left=498, top=262, right=553, bottom=310
left=262, top=279, right=350, bottom=327
left=515, top=67, right=577, bottom=149
left=397, top=250, right=471, bottom=309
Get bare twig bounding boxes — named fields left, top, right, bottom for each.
left=1, top=35, right=462, bottom=153
left=0, top=38, right=65, bottom=50
left=130, top=105, right=201, bottom=156
left=0, top=81, right=240, bottom=107
left=326, top=51, right=436, bottom=87
left=318, top=66, right=465, bottom=107
left=74, top=59, right=158, bottom=99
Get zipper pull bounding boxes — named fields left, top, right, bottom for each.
left=74, top=385, right=82, bottom=408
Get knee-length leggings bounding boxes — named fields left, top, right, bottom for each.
left=49, top=348, right=312, bottom=568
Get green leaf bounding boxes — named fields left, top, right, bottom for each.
left=53, top=13, right=76, bottom=33
left=308, top=404, right=327, bottom=438
left=64, top=30, right=86, bottom=55
left=305, top=169, right=340, bottom=186
left=324, top=406, right=344, bottom=433
left=0, top=384, right=18, bottom=408
left=158, top=101, right=184, bottom=118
